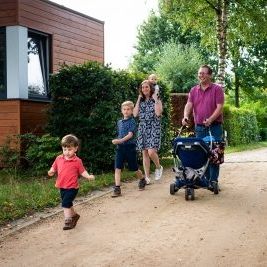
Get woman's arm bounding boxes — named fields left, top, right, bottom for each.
left=133, top=95, right=142, bottom=117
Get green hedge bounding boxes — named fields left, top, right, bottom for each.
left=47, top=61, right=170, bottom=173
left=224, top=105, right=260, bottom=146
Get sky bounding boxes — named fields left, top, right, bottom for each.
left=50, top=0, right=158, bottom=69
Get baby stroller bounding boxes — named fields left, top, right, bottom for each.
left=170, top=126, right=224, bottom=201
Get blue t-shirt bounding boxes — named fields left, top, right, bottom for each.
left=117, top=117, right=136, bottom=145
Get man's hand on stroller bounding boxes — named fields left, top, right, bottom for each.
left=203, top=118, right=212, bottom=127
left=182, top=117, right=189, bottom=126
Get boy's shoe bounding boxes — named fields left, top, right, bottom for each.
left=63, top=217, right=74, bottom=230
left=72, top=213, right=80, bottom=228
left=138, top=178, right=146, bottom=190
left=155, top=165, right=163, bottom=181
left=145, top=177, right=151, bottom=185
left=111, top=186, right=121, bottom=197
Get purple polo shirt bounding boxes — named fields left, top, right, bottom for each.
left=188, top=83, right=224, bottom=125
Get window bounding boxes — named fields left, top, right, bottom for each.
left=0, top=27, right=6, bottom=99
left=28, top=30, right=50, bottom=99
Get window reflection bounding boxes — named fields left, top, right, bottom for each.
left=28, top=32, right=49, bottom=98
left=0, top=28, right=6, bottom=98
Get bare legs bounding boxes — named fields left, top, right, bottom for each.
left=63, top=207, right=76, bottom=218
left=142, top=148, right=161, bottom=178
left=115, top=168, right=143, bottom=186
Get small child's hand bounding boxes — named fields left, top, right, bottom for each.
left=48, top=169, right=55, bottom=177
left=88, top=174, right=95, bottom=181
left=112, top=139, right=121, bottom=145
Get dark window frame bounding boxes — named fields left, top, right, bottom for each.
left=0, top=27, right=7, bottom=99
left=28, top=29, right=51, bottom=100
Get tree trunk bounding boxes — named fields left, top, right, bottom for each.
left=215, top=0, right=229, bottom=85
left=234, top=71, right=240, bottom=108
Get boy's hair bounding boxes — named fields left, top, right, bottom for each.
left=121, top=100, right=134, bottom=110
left=61, top=134, right=79, bottom=147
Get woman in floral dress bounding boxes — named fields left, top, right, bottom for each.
left=133, top=80, right=163, bottom=185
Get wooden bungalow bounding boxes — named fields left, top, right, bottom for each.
left=0, top=0, right=104, bottom=147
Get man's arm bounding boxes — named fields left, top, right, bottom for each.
left=182, top=102, right=193, bottom=126
left=203, top=103, right=223, bottom=127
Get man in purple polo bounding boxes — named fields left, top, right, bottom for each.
left=182, top=64, right=224, bottom=192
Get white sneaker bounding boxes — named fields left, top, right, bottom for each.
left=155, top=165, right=163, bottom=181
left=145, top=177, right=151, bottom=185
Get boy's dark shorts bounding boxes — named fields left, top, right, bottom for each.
left=60, top=188, right=79, bottom=208
left=115, top=144, right=138, bottom=171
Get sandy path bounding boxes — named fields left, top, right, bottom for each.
left=0, top=148, right=267, bottom=267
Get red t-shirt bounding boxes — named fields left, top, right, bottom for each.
left=52, top=155, right=86, bottom=189
left=188, top=83, right=224, bottom=125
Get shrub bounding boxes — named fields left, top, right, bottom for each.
left=47, top=61, right=170, bottom=173
left=224, top=105, right=260, bottom=146
left=155, top=42, right=203, bottom=93
left=25, top=134, right=61, bottom=173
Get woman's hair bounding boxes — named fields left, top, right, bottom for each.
left=61, top=134, right=79, bottom=148
left=138, top=80, right=155, bottom=99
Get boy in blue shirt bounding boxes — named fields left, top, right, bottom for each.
left=111, top=101, right=146, bottom=197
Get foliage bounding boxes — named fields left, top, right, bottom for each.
left=155, top=42, right=203, bottom=93
left=47, top=61, right=171, bottom=173
left=0, top=169, right=138, bottom=226
left=0, top=136, right=21, bottom=169
left=160, top=0, right=267, bottom=100
left=129, top=11, right=207, bottom=74
left=224, top=105, right=260, bottom=146
left=25, top=134, right=61, bottom=173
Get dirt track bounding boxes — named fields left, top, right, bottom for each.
left=0, top=148, right=267, bottom=267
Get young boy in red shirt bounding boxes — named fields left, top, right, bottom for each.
left=48, top=134, right=95, bottom=230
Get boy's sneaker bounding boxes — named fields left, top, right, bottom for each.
left=63, top=217, right=74, bottom=230
left=111, top=186, right=121, bottom=197
left=138, top=178, right=146, bottom=190
left=145, top=177, right=151, bottom=185
left=155, top=165, right=163, bottom=181
left=72, top=213, right=80, bottom=228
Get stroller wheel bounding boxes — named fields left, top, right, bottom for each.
left=185, top=188, right=195, bottom=201
left=170, top=183, right=177, bottom=195
left=190, top=188, right=195, bottom=200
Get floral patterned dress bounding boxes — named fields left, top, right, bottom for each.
left=137, top=98, right=161, bottom=150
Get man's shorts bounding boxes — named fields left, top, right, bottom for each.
left=115, top=144, right=138, bottom=171
left=60, top=188, right=79, bottom=208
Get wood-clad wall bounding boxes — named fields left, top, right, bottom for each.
left=0, top=0, right=104, bottom=149
left=0, top=0, right=104, bottom=71
left=20, top=100, right=49, bottom=135
left=0, top=100, right=49, bottom=145
left=0, top=100, right=20, bottom=145
left=0, top=0, right=18, bottom=26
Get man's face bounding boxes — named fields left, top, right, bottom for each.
left=198, top=67, right=211, bottom=84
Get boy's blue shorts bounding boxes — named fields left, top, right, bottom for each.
left=115, top=144, right=138, bottom=171
left=60, top=188, right=79, bottom=208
